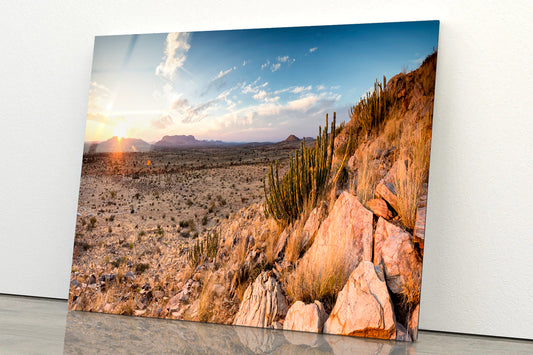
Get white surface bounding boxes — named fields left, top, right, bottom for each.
left=0, top=0, right=531, bottom=340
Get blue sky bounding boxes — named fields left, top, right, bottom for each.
left=85, top=21, right=439, bottom=143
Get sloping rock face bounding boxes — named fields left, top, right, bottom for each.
left=323, top=261, right=396, bottom=339
left=303, top=191, right=373, bottom=269
left=408, top=304, right=420, bottom=340
left=373, top=218, right=422, bottom=296
left=300, top=201, right=328, bottom=249
left=283, top=300, right=328, bottom=333
left=233, top=271, right=288, bottom=328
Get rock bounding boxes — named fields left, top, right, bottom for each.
left=323, top=261, right=396, bottom=339
left=375, top=181, right=399, bottom=213
left=413, top=205, right=426, bottom=255
left=300, top=201, right=328, bottom=249
left=273, top=322, right=283, bottom=330
left=408, top=304, right=420, bottom=341
left=303, top=191, right=373, bottom=270
left=374, top=219, right=422, bottom=296
left=233, top=271, right=288, bottom=328
left=99, top=274, right=116, bottom=283
left=123, top=271, right=135, bottom=281
left=413, top=187, right=428, bottom=256
left=283, top=300, right=328, bottom=333
left=395, top=322, right=412, bottom=341
left=273, top=228, right=289, bottom=260
left=87, top=274, right=96, bottom=285
left=366, top=198, right=393, bottom=219
left=70, top=279, right=81, bottom=288
left=167, top=279, right=200, bottom=311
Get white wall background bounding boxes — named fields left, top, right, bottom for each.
left=0, top=0, right=532, bottom=341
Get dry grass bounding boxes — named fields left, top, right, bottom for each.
left=355, top=148, right=381, bottom=206
left=394, top=124, right=431, bottom=230
left=400, top=272, right=421, bottom=311
left=383, top=117, right=403, bottom=148
left=284, top=223, right=304, bottom=265
left=284, top=251, right=353, bottom=311
left=198, top=272, right=215, bottom=322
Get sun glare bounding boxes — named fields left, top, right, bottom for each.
left=114, top=122, right=128, bottom=140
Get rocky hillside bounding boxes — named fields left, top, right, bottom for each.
left=170, top=52, right=435, bottom=340
left=69, top=52, right=437, bottom=342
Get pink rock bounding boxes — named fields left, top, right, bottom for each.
left=233, top=271, right=288, bottom=328
left=323, top=261, right=396, bottom=339
left=283, top=300, right=328, bottom=333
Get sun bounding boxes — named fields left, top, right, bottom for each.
left=114, top=122, right=128, bottom=140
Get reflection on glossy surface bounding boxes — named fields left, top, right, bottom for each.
left=63, top=310, right=413, bottom=354
left=3, top=295, right=533, bottom=355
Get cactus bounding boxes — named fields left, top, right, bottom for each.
left=264, top=113, right=337, bottom=226
left=349, top=76, right=389, bottom=138
left=187, top=231, right=219, bottom=267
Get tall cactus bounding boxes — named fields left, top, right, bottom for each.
left=264, top=113, right=337, bottom=226
left=349, top=76, right=389, bottom=138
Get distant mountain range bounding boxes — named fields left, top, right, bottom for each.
left=83, top=134, right=310, bottom=153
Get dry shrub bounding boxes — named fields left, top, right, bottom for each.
left=394, top=125, right=431, bottom=230
left=284, top=251, right=353, bottom=311
left=400, top=272, right=421, bottom=312
left=383, top=117, right=403, bottom=148
left=198, top=272, right=215, bottom=322
left=355, top=148, right=381, bottom=206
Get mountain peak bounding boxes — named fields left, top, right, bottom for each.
left=284, top=134, right=300, bottom=143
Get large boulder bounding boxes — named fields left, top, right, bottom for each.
left=300, top=201, right=328, bottom=249
left=303, top=191, right=373, bottom=269
left=283, top=300, right=328, bottom=333
left=233, top=271, right=288, bottom=328
left=323, top=261, right=396, bottom=339
left=373, top=218, right=422, bottom=296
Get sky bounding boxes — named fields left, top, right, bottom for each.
left=85, top=21, right=439, bottom=143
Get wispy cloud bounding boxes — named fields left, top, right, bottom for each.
left=242, top=60, right=248, bottom=66
left=271, top=63, right=281, bottom=72
left=261, top=60, right=270, bottom=70
left=291, top=85, right=312, bottom=94
left=309, top=47, right=318, bottom=53
left=151, top=114, right=174, bottom=129
left=277, top=55, right=290, bottom=62
left=155, top=32, right=191, bottom=80
left=213, top=67, right=235, bottom=81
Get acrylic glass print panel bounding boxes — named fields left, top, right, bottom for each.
left=69, top=21, right=439, bottom=342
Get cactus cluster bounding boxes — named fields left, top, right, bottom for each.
left=187, top=231, right=219, bottom=267
left=349, top=76, right=389, bottom=137
left=263, top=113, right=337, bottom=226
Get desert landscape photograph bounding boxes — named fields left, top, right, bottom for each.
left=69, top=21, right=439, bottom=343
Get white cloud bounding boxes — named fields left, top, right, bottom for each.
left=151, top=115, right=174, bottom=129
left=287, top=95, right=319, bottom=112
left=316, top=85, right=326, bottom=91
left=277, top=55, right=290, bottom=62
left=261, top=60, right=270, bottom=70
left=155, top=32, right=191, bottom=80
left=241, top=78, right=267, bottom=95
left=271, top=63, right=281, bottom=72
left=243, top=60, right=247, bottom=66
left=213, top=67, right=233, bottom=81
left=291, top=85, right=312, bottom=94
left=253, top=90, right=267, bottom=100
left=309, top=47, right=318, bottom=53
